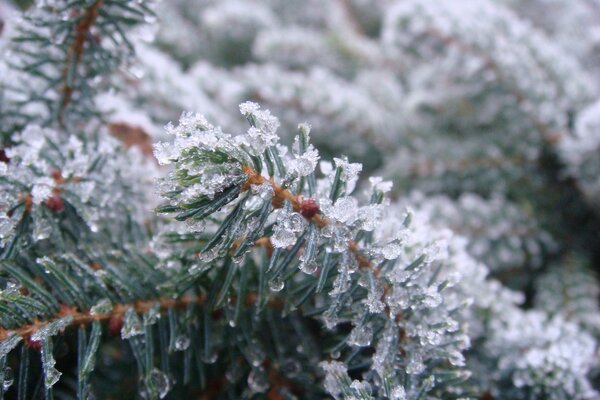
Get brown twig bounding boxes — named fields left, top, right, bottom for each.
left=0, top=294, right=206, bottom=343
left=57, top=0, right=104, bottom=126
left=242, top=165, right=374, bottom=264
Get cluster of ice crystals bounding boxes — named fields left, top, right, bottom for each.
left=0, top=212, right=17, bottom=248
left=487, top=310, right=599, bottom=399
left=90, top=299, right=113, bottom=315
left=31, top=316, right=73, bottom=342
left=321, top=197, right=359, bottom=225
left=42, top=350, right=61, bottom=389
left=408, top=192, right=555, bottom=271
left=287, top=142, right=320, bottom=178
left=347, top=323, right=373, bottom=347
left=121, top=308, right=144, bottom=339
left=238, top=102, right=281, bottom=156
left=271, top=209, right=306, bottom=248
left=390, top=386, right=407, bottom=400
left=238, top=101, right=260, bottom=116
left=30, top=177, right=54, bottom=205
left=320, top=361, right=350, bottom=399
left=333, top=157, right=362, bottom=193
left=361, top=276, right=385, bottom=313
left=0, top=125, right=156, bottom=246
left=143, top=304, right=161, bottom=326
left=239, top=101, right=280, bottom=136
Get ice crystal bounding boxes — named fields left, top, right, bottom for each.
left=121, top=308, right=144, bottom=339
left=31, top=316, right=73, bottom=342
left=247, top=366, right=269, bottom=393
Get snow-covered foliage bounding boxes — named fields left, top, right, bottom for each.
left=0, top=0, right=599, bottom=399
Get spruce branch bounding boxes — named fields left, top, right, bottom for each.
left=57, top=0, right=104, bottom=127
left=0, top=0, right=154, bottom=138
left=153, top=102, right=472, bottom=398
left=0, top=294, right=207, bottom=343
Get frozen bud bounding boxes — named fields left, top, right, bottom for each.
left=44, top=193, right=65, bottom=213
left=0, top=149, right=9, bottom=163
left=300, top=198, right=319, bottom=219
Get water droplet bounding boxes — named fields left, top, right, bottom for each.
left=271, top=226, right=296, bottom=248
left=147, top=368, right=170, bottom=399
left=299, top=260, right=318, bottom=274
left=201, top=351, right=218, bottom=364
left=246, top=340, right=265, bottom=367
left=3, top=367, right=14, bottom=390
left=174, top=335, right=190, bottom=351
left=381, top=242, right=402, bottom=260
left=280, top=360, right=301, bottom=377
left=268, top=276, right=284, bottom=292
left=247, top=366, right=269, bottom=393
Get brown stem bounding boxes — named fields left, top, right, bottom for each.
left=242, top=165, right=373, bottom=269
left=0, top=293, right=206, bottom=343
left=57, top=0, right=104, bottom=126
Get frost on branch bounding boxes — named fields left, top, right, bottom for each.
left=0, top=125, right=156, bottom=251
left=486, top=311, right=599, bottom=400
left=559, top=100, right=600, bottom=210
left=406, top=192, right=556, bottom=273
left=155, top=103, right=473, bottom=398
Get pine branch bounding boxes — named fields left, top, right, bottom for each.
left=57, top=0, right=104, bottom=126
left=0, top=294, right=206, bottom=343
